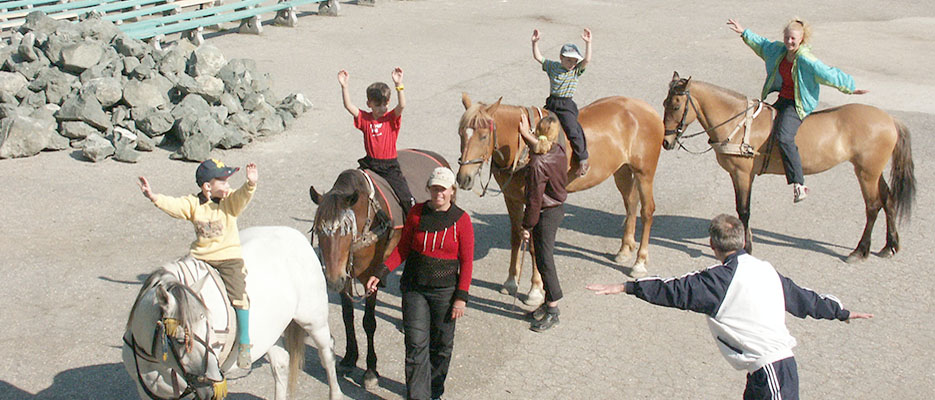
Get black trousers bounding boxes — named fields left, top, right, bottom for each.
left=358, top=156, right=414, bottom=215
left=743, top=357, right=799, bottom=400
left=544, top=96, right=588, bottom=162
left=771, top=98, right=805, bottom=185
left=401, top=285, right=457, bottom=400
left=532, top=205, right=565, bottom=302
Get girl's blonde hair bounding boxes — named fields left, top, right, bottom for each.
left=784, top=17, right=812, bottom=45
left=532, top=115, right=561, bottom=154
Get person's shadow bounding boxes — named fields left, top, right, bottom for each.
left=0, top=362, right=141, bottom=400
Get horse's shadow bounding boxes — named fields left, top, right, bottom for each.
left=0, top=362, right=140, bottom=400
left=471, top=203, right=849, bottom=267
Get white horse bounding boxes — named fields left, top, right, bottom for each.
left=122, top=226, right=343, bottom=400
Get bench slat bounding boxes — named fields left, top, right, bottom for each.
left=119, top=0, right=267, bottom=32
left=127, top=0, right=322, bottom=39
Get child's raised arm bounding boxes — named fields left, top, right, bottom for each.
left=579, top=28, right=592, bottom=69
left=391, top=67, right=406, bottom=117
left=531, top=29, right=543, bottom=64
left=138, top=176, right=157, bottom=202
left=337, top=70, right=360, bottom=117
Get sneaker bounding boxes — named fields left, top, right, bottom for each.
left=237, top=344, right=253, bottom=369
left=575, top=159, right=590, bottom=177
left=527, top=303, right=547, bottom=321
left=530, top=312, right=559, bottom=332
left=793, top=184, right=809, bottom=203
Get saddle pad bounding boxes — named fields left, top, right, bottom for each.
left=168, top=256, right=237, bottom=367
left=364, top=148, right=448, bottom=228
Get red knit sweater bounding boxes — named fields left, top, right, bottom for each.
left=383, top=202, right=474, bottom=301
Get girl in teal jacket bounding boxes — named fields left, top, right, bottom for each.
left=727, top=18, right=868, bottom=203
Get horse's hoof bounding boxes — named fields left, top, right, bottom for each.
left=499, top=278, right=518, bottom=295
left=613, top=251, right=631, bottom=265
left=845, top=251, right=868, bottom=263
left=362, top=369, right=379, bottom=390
left=524, top=288, right=544, bottom=306
left=878, top=246, right=897, bottom=258
left=629, top=262, right=648, bottom=279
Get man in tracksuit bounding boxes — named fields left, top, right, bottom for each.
left=587, top=214, right=873, bottom=399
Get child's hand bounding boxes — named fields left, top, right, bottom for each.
left=726, top=19, right=744, bottom=34
left=391, top=67, right=404, bottom=85
left=531, top=29, right=541, bottom=43
left=138, top=176, right=154, bottom=201
left=337, top=70, right=349, bottom=87
left=582, top=28, right=592, bottom=43
left=518, top=113, right=530, bottom=133
left=245, top=163, right=258, bottom=185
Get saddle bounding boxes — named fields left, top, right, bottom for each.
left=359, top=149, right=447, bottom=229
left=167, top=256, right=239, bottom=370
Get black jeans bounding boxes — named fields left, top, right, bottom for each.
left=401, top=284, right=457, bottom=400
left=771, top=98, right=804, bottom=185
left=358, top=156, right=414, bottom=215
left=544, top=96, right=588, bottom=162
left=532, top=204, right=565, bottom=302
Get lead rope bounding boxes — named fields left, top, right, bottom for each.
left=510, top=239, right=528, bottom=311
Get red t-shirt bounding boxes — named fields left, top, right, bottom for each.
left=354, top=110, right=401, bottom=160
left=778, top=58, right=795, bottom=100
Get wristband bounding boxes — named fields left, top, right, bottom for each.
left=395, top=85, right=404, bottom=91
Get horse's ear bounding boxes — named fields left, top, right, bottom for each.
left=672, top=71, right=680, bottom=82
left=155, top=284, right=170, bottom=311
left=487, top=97, right=503, bottom=114
left=309, top=186, right=321, bottom=205
left=685, top=76, right=692, bottom=86
left=461, top=92, right=472, bottom=109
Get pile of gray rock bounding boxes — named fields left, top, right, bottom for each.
left=0, top=11, right=312, bottom=162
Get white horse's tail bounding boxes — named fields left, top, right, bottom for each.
left=284, top=320, right=306, bottom=398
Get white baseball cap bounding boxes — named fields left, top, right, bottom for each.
left=427, top=167, right=456, bottom=188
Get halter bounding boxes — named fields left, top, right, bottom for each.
left=665, top=85, right=762, bottom=155
left=124, top=309, right=225, bottom=400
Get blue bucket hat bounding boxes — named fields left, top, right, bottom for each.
left=560, top=43, right=583, bottom=60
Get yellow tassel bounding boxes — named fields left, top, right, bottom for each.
left=213, top=379, right=228, bottom=400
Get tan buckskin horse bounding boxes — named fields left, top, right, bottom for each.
left=456, top=93, right=664, bottom=302
left=662, top=72, right=915, bottom=261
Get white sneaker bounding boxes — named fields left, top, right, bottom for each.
left=793, top=184, right=809, bottom=203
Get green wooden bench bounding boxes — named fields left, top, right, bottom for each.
left=1, top=0, right=177, bottom=31
left=0, top=0, right=63, bottom=20
left=123, top=0, right=336, bottom=49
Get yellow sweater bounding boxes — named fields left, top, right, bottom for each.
left=153, top=182, right=256, bottom=261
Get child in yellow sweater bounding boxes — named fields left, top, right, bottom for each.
left=138, top=158, right=258, bottom=369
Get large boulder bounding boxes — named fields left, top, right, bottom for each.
left=277, top=93, right=313, bottom=117
left=0, top=115, right=52, bottom=159
left=113, top=127, right=142, bottom=163
left=56, top=93, right=112, bottom=130
left=114, top=35, right=148, bottom=58
left=28, top=67, right=79, bottom=105
left=19, top=11, right=64, bottom=37
left=82, top=77, right=123, bottom=107
left=170, top=94, right=211, bottom=139
left=123, top=79, right=168, bottom=109
left=217, top=58, right=258, bottom=99
left=80, top=132, right=114, bottom=162
left=189, top=45, right=226, bottom=77
left=0, top=72, right=29, bottom=95
left=133, top=107, right=174, bottom=137
left=60, top=120, right=101, bottom=139
left=60, top=40, right=104, bottom=73
left=171, top=133, right=211, bottom=162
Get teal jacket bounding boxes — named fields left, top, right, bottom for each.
left=741, top=29, right=856, bottom=119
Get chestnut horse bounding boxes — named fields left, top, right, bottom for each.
left=456, top=93, right=664, bottom=302
left=309, top=149, right=447, bottom=389
left=662, top=72, right=915, bottom=261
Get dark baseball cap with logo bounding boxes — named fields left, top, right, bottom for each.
left=196, top=158, right=239, bottom=187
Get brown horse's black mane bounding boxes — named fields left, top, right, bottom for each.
left=314, top=169, right=368, bottom=230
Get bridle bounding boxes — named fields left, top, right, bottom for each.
left=458, top=111, right=534, bottom=197
left=665, top=84, right=761, bottom=155
left=124, top=308, right=225, bottom=400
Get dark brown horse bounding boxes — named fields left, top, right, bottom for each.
left=456, top=93, right=664, bottom=303
left=309, top=149, right=447, bottom=389
left=662, top=72, right=915, bottom=261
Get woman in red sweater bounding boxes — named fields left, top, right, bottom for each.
left=366, top=166, right=474, bottom=400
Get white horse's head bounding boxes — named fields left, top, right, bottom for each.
left=123, top=269, right=226, bottom=400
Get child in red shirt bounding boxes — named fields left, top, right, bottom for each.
left=338, top=67, right=414, bottom=214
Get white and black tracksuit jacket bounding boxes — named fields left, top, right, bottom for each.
left=624, top=250, right=851, bottom=372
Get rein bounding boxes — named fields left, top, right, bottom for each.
left=667, top=86, right=761, bottom=155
